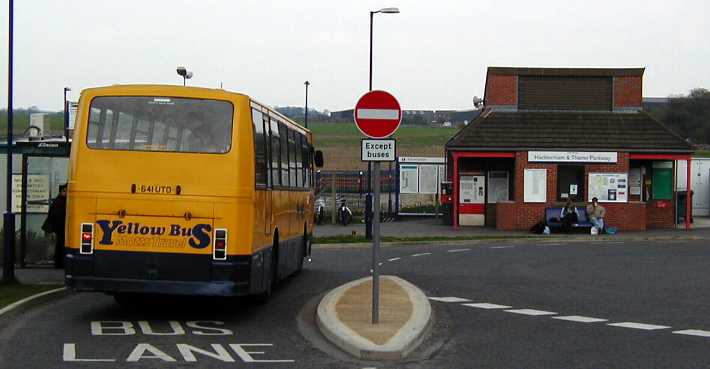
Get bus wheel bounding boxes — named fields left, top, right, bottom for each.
left=295, top=234, right=307, bottom=274
left=254, top=238, right=278, bottom=304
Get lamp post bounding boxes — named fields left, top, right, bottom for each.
left=367, top=6, right=399, bottom=325
left=176, top=66, right=193, bottom=86
left=3, top=0, right=16, bottom=283
left=365, top=7, right=399, bottom=242
left=304, top=81, right=310, bottom=129
left=63, top=87, right=71, bottom=141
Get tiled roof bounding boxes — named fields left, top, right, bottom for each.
left=446, top=111, right=692, bottom=153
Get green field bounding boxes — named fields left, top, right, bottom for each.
left=308, top=122, right=457, bottom=169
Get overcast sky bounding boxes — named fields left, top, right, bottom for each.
left=0, top=0, right=708, bottom=112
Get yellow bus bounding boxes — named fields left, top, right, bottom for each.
left=65, top=85, right=323, bottom=300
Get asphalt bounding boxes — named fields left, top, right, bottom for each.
left=2, top=237, right=710, bottom=368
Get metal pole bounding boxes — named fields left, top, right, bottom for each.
left=3, top=0, right=16, bottom=283
left=304, top=81, right=309, bottom=129
left=365, top=11, right=375, bottom=241
left=372, top=161, right=381, bottom=324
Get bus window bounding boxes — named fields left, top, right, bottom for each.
left=288, top=130, right=297, bottom=188
left=86, top=96, right=232, bottom=153
left=270, top=116, right=280, bottom=187
left=295, top=134, right=303, bottom=188
left=279, top=123, right=289, bottom=187
left=263, top=116, right=272, bottom=187
left=252, top=109, right=268, bottom=186
left=301, top=138, right=310, bottom=188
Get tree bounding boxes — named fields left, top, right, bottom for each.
left=647, top=88, right=710, bottom=144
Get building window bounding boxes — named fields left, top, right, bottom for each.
left=557, top=165, right=584, bottom=201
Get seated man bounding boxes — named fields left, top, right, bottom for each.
left=586, top=197, right=606, bottom=233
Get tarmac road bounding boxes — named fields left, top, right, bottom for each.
left=2, top=238, right=710, bottom=368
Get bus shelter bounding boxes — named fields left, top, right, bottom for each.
left=0, top=138, right=69, bottom=267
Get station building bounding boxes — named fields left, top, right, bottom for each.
left=445, top=67, right=694, bottom=231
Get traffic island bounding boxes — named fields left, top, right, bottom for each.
left=316, top=275, right=432, bottom=360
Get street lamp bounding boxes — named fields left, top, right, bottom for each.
left=366, top=7, right=399, bottom=241
left=367, top=6, right=399, bottom=325
left=304, top=81, right=310, bottom=129
left=176, top=66, right=193, bottom=86
left=3, top=0, right=15, bottom=283
left=63, top=87, right=71, bottom=141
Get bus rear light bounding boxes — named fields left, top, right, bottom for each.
left=80, top=223, right=94, bottom=254
left=213, top=228, right=228, bottom=260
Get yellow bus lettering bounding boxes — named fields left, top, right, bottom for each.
left=188, top=224, right=212, bottom=250
left=170, top=225, right=181, bottom=236
left=151, top=227, right=166, bottom=236
left=97, top=220, right=122, bottom=245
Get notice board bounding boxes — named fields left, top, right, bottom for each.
left=588, top=173, right=628, bottom=202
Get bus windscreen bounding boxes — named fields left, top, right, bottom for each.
left=86, top=96, right=233, bottom=154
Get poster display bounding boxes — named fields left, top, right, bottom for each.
left=438, top=165, right=446, bottom=189
left=418, top=165, right=438, bottom=194
left=524, top=169, right=547, bottom=203
left=399, top=164, right=419, bottom=194
left=12, top=174, right=50, bottom=213
left=588, top=173, right=628, bottom=202
left=488, top=171, right=509, bottom=203
left=629, top=168, right=641, bottom=196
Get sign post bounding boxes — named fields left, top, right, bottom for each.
left=354, top=90, right=401, bottom=324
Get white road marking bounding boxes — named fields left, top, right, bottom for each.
left=378, top=262, right=383, bottom=266
left=428, top=297, right=471, bottom=303
left=387, top=257, right=401, bottom=262
left=505, top=309, right=557, bottom=316
left=356, top=108, right=399, bottom=120
left=553, top=315, right=608, bottom=323
left=490, top=246, right=515, bottom=249
left=673, top=329, right=710, bottom=337
left=607, top=322, right=671, bottom=330
left=447, top=248, right=471, bottom=253
left=462, top=303, right=512, bottom=309
left=411, top=252, right=432, bottom=257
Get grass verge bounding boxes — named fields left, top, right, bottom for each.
left=313, top=234, right=538, bottom=244
left=0, top=283, right=63, bottom=309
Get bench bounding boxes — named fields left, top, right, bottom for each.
left=545, top=207, right=594, bottom=233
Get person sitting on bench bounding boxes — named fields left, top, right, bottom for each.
left=560, top=198, right=579, bottom=234
left=586, top=197, right=606, bottom=233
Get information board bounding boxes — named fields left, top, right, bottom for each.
left=588, top=173, right=628, bottom=202
left=524, top=169, right=547, bottom=203
left=629, top=168, right=642, bottom=196
left=418, top=165, right=439, bottom=194
left=399, top=164, right=419, bottom=194
left=12, top=174, right=50, bottom=213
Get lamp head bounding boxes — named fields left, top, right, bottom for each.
left=176, top=66, right=187, bottom=77
left=378, top=7, right=400, bottom=13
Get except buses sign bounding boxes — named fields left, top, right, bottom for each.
left=354, top=90, right=402, bottom=139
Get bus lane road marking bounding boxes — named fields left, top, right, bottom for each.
left=64, top=320, right=295, bottom=364
left=411, top=252, right=432, bottom=257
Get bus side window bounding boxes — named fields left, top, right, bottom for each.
left=301, top=139, right=310, bottom=188
left=289, top=129, right=297, bottom=189
left=263, top=115, right=271, bottom=188
left=270, top=117, right=281, bottom=187
left=295, top=134, right=303, bottom=188
left=251, top=109, right=268, bottom=186
left=279, top=123, right=289, bottom=187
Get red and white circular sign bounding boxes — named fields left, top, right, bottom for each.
left=353, top=90, right=402, bottom=139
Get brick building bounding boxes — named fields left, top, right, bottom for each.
left=445, top=67, right=694, bottom=231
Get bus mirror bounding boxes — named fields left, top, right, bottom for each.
left=314, top=150, right=324, bottom=168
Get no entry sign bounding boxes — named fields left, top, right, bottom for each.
left=353, top=90, right=402, bottom=139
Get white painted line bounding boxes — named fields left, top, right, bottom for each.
left=428, top=297, right=471, bottom=303
left=490, top=246, right=515, bottom=249
left=356, top=108, right=399, bottom=120
left=447, top=248, right=471, bottom=253
left=553, top=315, right=608, bottom=323
left=0, top=287, right=66, bottom=317
left=462, top=303, right=512, bottom=309
left=378, top=262, right=383, bottom=266
left=505, top=309, right=557, bottom=316
left=411, top=252, right=432, bottom=257
left=607, top=322, right=671, bottom=330
left=387, top=257, right=401, bottom=262
left=673, top=329, right=710, bottom=338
